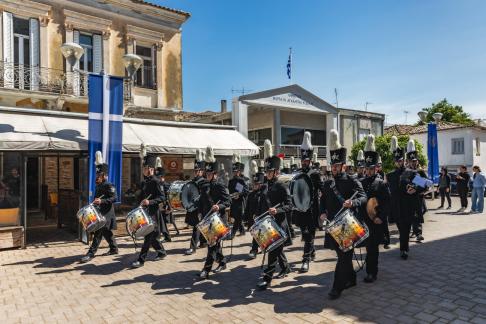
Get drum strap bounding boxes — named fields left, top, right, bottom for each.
left=330, top=179, right=345, bottom=204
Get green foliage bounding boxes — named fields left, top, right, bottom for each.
left=350, top=134, right=427, bottom=174
left=417, top=99, right=474, bottom=125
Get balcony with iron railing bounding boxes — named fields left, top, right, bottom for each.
left=255, top=144, right=327, bottom=159
left=0, top=62, right=132, bottom=102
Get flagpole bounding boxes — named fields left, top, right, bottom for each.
left=289, top=47, right=292, bottom=85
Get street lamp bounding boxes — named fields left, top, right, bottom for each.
left=61, top=42, right=84, bottom=71
left=122, top=54, right=143, bottom=104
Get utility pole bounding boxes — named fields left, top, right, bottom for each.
left=404, top=110, right=410, bottom=124
left=334, top=88, right=339, bottom=108
left=365, top=101, right=372, bottom=112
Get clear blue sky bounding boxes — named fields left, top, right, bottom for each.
left=157, top=0, right=486, bottom=124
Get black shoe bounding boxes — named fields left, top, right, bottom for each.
left=185, top=248, right=195, bottom=255
left=300, top=261, right=309, bottom=273
left=248, top=250, right=257, bottom=259
left=153, top=252, right=167, bottom=261
left=80, top=254, right=94, bottom=263
left=131, top=261, right=144, bottom=268
left=383, top=244, right=390, bottom=250
left=275, top=267, right=291, bottom=279
left=328, top=288, right=341, bottom=300
left=364, top=274, right=377, bottom=283
left=410, top=233, right=416, bottom=238
left=199, top=270, right=209, bottom=280
left=400, top=251, right=408, bottom=260
left=310, top=253, right=316, bottom=261
left=447, top=206, right=451, bottom=210
left=102, top=249, right=118, bottom=256
left=344, top=279, right=357, bottom=289
left=213, top=263, right=226, bottom=273
left=163, top=236, right=172, bottom=242
left=437, top=205, right=444, bottom=209
left=239, top=230, right=246, bottom=236
left=257, top=280, right=270, bottom=290
left=416, top=235, right=424, bottom=242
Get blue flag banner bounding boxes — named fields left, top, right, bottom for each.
left=287, top=48, right=292, bottom=80
left=88, top=74, right=124, bottom=202
left=427, top=123, right=440, bottom=184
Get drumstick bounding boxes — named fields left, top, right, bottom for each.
left=140, top=194, right=152, bottom=207
left=254, top=203, right=281, bottom=222
left=90, top=195, right=104, bottom=205
left=203, top=200, right=221, bottom=219
left=329, top=190, right=359, bottom=222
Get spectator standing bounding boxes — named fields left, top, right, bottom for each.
left=455, top=165, right=470, bottom=212
left=470, top=166, right=486, bottom=214
left=438, top=167, right=452, bottom=209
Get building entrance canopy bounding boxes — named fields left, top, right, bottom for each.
left=0, top=107, right=259, bottom=156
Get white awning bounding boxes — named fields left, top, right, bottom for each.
left=0, top=108, right=259, bottom=156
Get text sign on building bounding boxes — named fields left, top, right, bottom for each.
left=271, top=93, right=313, bottom=107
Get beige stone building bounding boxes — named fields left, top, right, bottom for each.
left=0, top=0, right=188, bottom=117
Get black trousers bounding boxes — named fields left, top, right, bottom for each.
left=231, top=208, right=245, bottom=235
left=332, top=247, right=355, bottom=291
left=263, top=244, right=288, bottom=282
left=287, top=212, right=295, bottom=236
left=138, top=230, right=165, bottom=263
left=203, top=242, right=226, bottom=271
left=382, top=216, right=390, bottom=245
left=439, top=188, right=452, bottom=207
left=250, top=238, right=259, bottom=252
left=189, top=226, right=207, bottom=250
left=366, top=224, right=383, bottom=276
left=412, top=217, right=422, bottom=236
left=88, top=227, right=117, bottom=255
left=300, top=225, right=316, bottom=262
left=397, top=219, right=412, bottom=252
left=458, top=188, right=468, bottom=208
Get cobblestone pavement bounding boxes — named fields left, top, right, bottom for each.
left=1, top=197, right=486, bottom=323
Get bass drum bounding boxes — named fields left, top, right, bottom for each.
left=181, top=181, right=200, bottom=212
left=168, top=181, right=187, bottom=210
left=278, top=173, right=313, bottom=212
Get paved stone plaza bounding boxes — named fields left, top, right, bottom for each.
left=1, top=197, right=486, bottom=324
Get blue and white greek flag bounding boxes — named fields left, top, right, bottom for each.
left=287, top=47, right=292, bottom=80
left=88, top=74, right=124, bottom=202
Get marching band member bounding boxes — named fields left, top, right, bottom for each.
left=386, top=136, right=405, bottom=234
left=360, top=135, right=391, bottom=283
left=199, top=146, right=231, bottom=279
left=155, top=157, right=172, bottom=242
left=320, top=130, right=367, bottom=299
left=229, top=154, right=249, bottom=238
left=131, top=154, right=167, bottom=268
left=246, top=160, right=266, bottom=259
left=376, top=156, right=385, bottom=179
left=81, top=151, right=118, bottom=263
left=398, top=140, right=427, bottom=259
left=294, top=132, right=323, bottom=273
left=185, top=149, right=207, bottom=255
left=356, top=150, right=365, bottom=179
left=256, top=139, right=292, bottom=290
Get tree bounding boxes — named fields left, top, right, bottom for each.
left=350, top=134, right=427, bottom=174
left=417, top=99, right=474, bottom=125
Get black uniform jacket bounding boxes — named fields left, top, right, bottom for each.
left=360, top=174, right=391, bottom=226
left=228, top=176, right=249, bottom=214
left=293, top=167, right=323, bottom=228
left=198, top=179, right=231, bottom=222
left=386, top=166, right=404, bottom=223
left=320, top=172, right=367, bottom=249
left=94, top=181, right=117, bottom=230
left=185, top=176, right=205, bottom=226
left=399, top=168, right=427, bottom=223
left=140, top=175, right=166, bottom=217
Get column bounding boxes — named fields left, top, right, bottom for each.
left=156, top=42, right=164, bottom=108
left=39, top=16, right=49, bottom=69
left=273, top=108, right=281, bottom=153
left=102, top=30, right=110, bottom=74
left=232, top=99, right=248, bottom=137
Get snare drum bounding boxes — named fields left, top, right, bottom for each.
left=126, top=207, right=155, bottom=239
left=278, top=172, right=313, bottom=212
left=77, top=204, right=106, bottom=233
left=250, top=215, right=287, bottom=253
left=325, top=209, right=369, bottom=252
left=168, top=181, right=187, bottom=210
left=196, top=212, right=231, bottom=247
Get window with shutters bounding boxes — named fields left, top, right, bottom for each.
left=452, top=138, right=465, bottom=155
left=134, top=45, right=156, bottom=89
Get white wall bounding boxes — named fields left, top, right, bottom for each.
left=472, top=129, right=486, bottom=168
left=411, top=128, right=476, bottom=169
